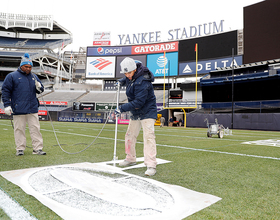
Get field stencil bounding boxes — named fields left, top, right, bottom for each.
left=0, top=159, right=221, bottom=220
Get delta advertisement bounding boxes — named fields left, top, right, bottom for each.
left=179, top=55, right=243, bottom=75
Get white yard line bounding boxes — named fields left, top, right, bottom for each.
left=156, top=143, right=280, bottom=160
left=0, top=188, right=37, bottom=220
left=41, top=129, right=280, bottom=161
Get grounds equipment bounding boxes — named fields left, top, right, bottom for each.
left=204, top=118, right=232, bottom=138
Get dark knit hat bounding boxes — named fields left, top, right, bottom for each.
left=20, top=53, right=33, bottom=67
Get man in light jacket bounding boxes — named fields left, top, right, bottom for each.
left=115, top=57, right=157, bottom=176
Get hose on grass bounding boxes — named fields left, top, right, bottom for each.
left=40, top=89, right=118, bottom=155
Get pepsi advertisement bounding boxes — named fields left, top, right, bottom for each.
left=87, top=46, right=132, bottom=56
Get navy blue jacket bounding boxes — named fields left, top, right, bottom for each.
left=119, top=63, right=157, bottom=120
left=1, top=67, right=44, bottom=115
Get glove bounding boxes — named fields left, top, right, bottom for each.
left=4, top=106, right=13, bottom=116
left=35, top=80, right=42, bottom=92
left=116, top=78, right=125, bottom=87
left=115, top=81, right=122, bottom=89
left=114, top=108, right=121, bottom=117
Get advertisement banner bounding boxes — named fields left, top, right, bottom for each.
left=96, top=103, right=117, bottom=111
left=86, top=56, right=115, bottom=78
left=179, top=55, right=243, bottom=75
left=87, top=46, right=132, bottom=56
left=115, top=55, right=147, bottom=79
left=73, top=102, right=95, bottom=111
left=39, top=101, right=68, bottom=106
left=118, top=119, right=130, bottom=124
left=147, top=52, right=178, bottom=77
left=0, top=109, right=47, bottom=115
left=93, top=41, right=111, bottom=46
left=38, top=110, right=47, bottom=116
left=58, top=117, right=103, bottom=123
left=156, top=103, right=164, bottom=111
left=93, top=32, right=111, bottom=46
left=132, top=42, right=178, bottom=55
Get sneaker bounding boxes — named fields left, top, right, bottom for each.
left=119, top=160, right=136, bottom=166
left=33, top=149, right=46, bottom=155
left=145, top=167, right=156, bottom=176
left=16, top=150, right=24, bottom=156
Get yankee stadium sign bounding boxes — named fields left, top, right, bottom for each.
left=118, top=20, right=224, bottom=45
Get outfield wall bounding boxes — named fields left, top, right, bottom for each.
left=186, top=113, right=280, bottom=131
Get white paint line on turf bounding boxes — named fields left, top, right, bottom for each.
left=242, top=139, right=280, bottom=147
left=0, top=188, right=37, bottom=220
left=157, top=143, right=280, bottom=161
left=41, top=129, right=280, bottom=161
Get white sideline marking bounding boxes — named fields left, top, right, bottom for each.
left=41, top=129, right=280, bottom=161
left=0, top=188, right=37, bottom=220
left=157, top=143, right=280, bottom=160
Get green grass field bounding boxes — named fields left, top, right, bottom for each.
left=0, top=119, right=280, bottom=219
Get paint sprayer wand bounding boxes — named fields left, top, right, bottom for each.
left=113, top=82, right=120, bottom=164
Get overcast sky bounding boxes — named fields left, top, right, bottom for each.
left=3, top=0, right=263, bottom=51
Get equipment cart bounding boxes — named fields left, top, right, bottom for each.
left=204, top=118, right=232, bottom=138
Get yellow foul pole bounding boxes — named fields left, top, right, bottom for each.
left=163, top=51, right=166, bottom=108
left=195, top=43, right=198, bottom=107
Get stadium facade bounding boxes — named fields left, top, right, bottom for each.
left=0, top=12, right=73, bottom=84
left=1, top=0, right=280, bottom=131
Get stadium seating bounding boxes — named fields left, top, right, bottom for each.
left=79, top=91, right=128, bottom=103
left=0, top=36, right=69, bottom=49
left=40, top=90, right=87, bottom=102
left=153, top=90, right=169, bottom=103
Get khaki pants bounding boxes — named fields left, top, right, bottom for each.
left=124, top=119, right=157, bottom=168
left=13, top=113, right=43, bottom=151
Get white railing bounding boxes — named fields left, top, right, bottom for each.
left=0, top=12, right=53, bottom=30
left=32, top=66, right=71, bottom=79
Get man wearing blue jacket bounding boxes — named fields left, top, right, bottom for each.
left=2, top=53, right=46, bottom=156
left=116, top=57, right=157, bottom=176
